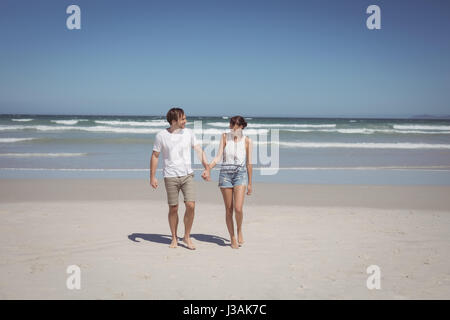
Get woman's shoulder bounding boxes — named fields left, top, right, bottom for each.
left=245, top=136, right=252, bottom=149
left=222, top=132, right=227, bottom=144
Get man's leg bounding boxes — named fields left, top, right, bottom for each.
left=168, top=204, right=179, bottom=248
left=164, top=177, right=180, bottom=248
left=183, top=201, right=196, bottom=250
left=180, top=173, right=196, bottom=250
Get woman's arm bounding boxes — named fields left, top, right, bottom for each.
left=246, top=136, right=253, bottom=195
left=208, top=133, right=226, bottom=170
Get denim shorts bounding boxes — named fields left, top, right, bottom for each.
left=218, top=165, right=248, bottom=188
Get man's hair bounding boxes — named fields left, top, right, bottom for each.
left=230, top=115, right=248, bottom=129
left=166, top=107, right=185, bottom=125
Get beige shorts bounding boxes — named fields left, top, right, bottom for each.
left=164, top=173, right=196, bottom=206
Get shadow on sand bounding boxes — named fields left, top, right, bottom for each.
left=128, top=233, right=230, bottom=248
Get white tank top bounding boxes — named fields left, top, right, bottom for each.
left=222, top=132, right=246, bottom=166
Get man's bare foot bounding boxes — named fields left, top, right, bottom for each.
left=182, top=236, right=196, bottom=250
left=169, top=238, right=178, bottom=248
left=230, top=236, right=239, bottom=249
left=238, top=232, right=244, bottom=246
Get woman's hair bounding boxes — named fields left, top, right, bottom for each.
left=166, top=107, right=185, bottom=124
left=229, top=115, right=247, bottom=129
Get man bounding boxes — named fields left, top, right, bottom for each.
left=150, top=107, right=210, bottom=250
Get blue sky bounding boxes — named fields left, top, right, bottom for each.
left=0, top=0, right=449, bottom=117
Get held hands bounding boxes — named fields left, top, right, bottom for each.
left=201, top=167, right=211, bottom=181
left=150, top=177, right=158, bottom=189
left=247, top=184, right=252, bottom=195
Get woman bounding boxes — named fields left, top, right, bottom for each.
left=207, top=116, right=253, bottom=249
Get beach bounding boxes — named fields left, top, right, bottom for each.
left=1, top=179, right=449, bottom=299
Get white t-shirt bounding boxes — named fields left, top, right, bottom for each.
left=152, top=128, right=198, bottom=178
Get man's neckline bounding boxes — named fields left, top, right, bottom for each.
left=166, top=127, right=184, bottom=134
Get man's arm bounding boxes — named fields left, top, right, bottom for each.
left=150, top=150, right=160, bottom=188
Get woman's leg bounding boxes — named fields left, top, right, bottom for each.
left=233, top=185, right=246, bottom=245
left=220, top=187, right=238, bottom=249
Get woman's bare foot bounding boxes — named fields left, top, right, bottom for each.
left=169, top=238, right=178, bottom=248
left=182, top=236, right=196, bottom=250
left=238, top=232, right=244, bottom=246
left=230, top=236, right=239, bottom=249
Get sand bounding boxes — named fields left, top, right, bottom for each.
left=0, top=179, right=449, bottom=299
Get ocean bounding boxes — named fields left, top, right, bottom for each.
left=1, top=114, right=450, bottom=185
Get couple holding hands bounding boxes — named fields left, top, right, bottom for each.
left=150, top=107, right=253, bottom=250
